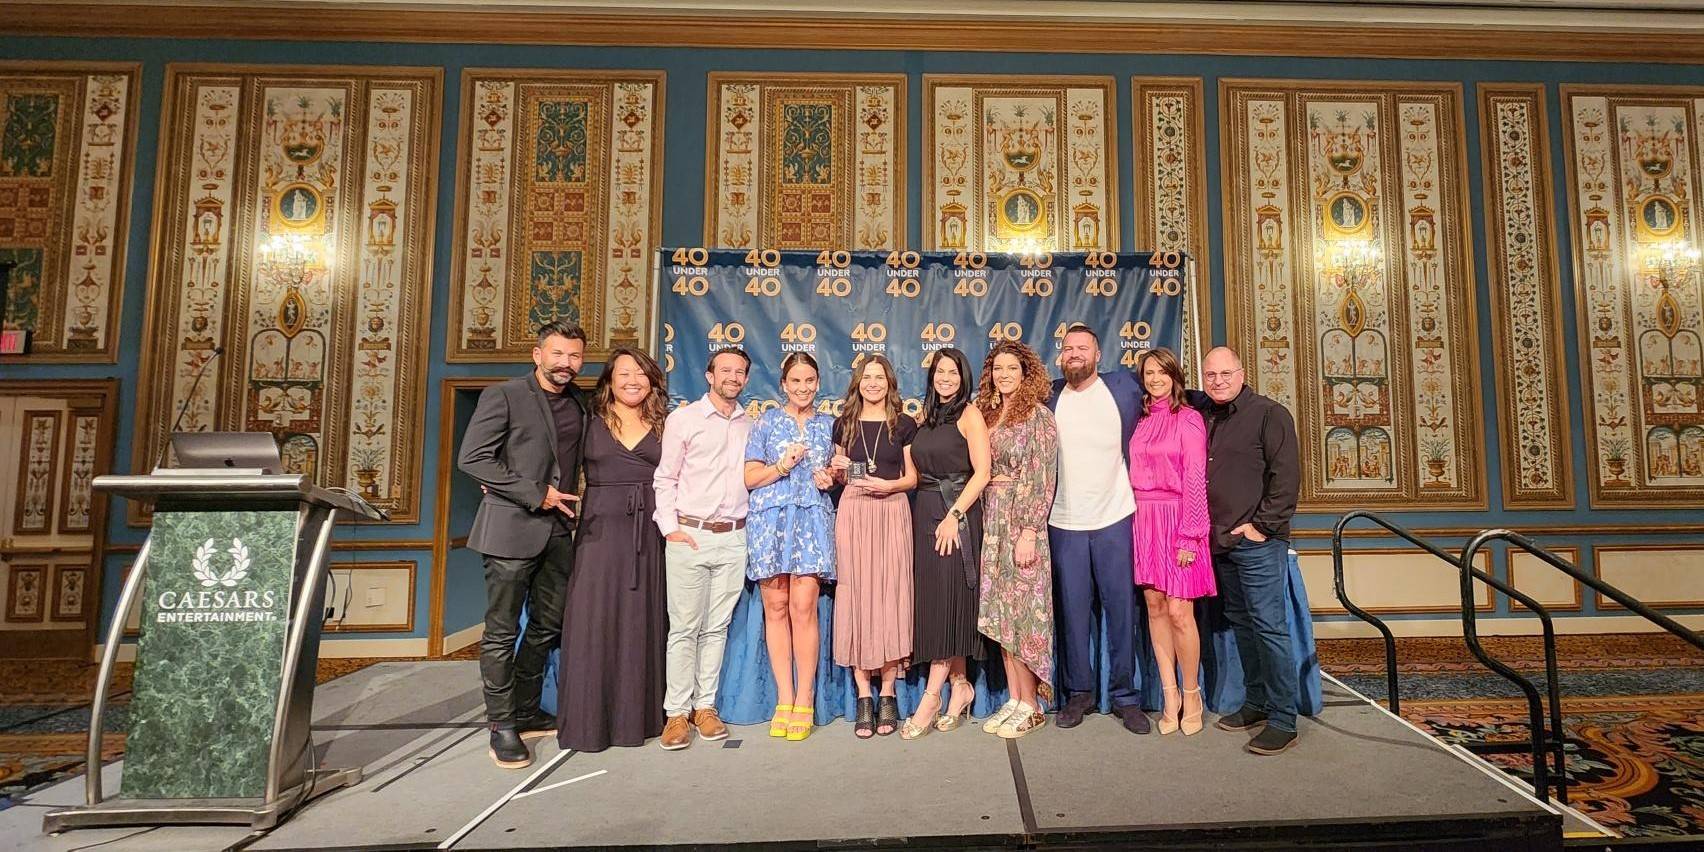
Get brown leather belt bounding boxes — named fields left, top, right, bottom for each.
left=677, top=515, right=746, bottom=533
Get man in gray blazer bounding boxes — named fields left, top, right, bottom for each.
left=457, top=320, right=589, bottom=769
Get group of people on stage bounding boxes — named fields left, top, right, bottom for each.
left=458, top=320, right=1301, bottom=770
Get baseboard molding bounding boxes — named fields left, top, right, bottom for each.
left=443, top=622, right=482, bottom=655
left=1312, top=613, right=1704, bottom=639
left=94, top=636, right=431, bottom=662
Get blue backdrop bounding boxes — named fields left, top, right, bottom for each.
left=532, top=248, right=1322, bottom=730
left=656, top=248, right=1188, bottom=410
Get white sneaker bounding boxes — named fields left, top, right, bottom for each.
left=997, top=702, right=1044, bottom=739
left=982, top=698, right=1020, bottom=733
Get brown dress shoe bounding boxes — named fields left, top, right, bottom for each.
left=692, top=708, right=730, bottom=741
left=660, top=714, right=692, bottom=750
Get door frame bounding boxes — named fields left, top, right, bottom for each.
left=428, top=376, right=507, bottom=657
left=0, top=378, right=119, bottom=658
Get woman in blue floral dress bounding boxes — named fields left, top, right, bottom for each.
left=743, top=352, right=836, bottom=740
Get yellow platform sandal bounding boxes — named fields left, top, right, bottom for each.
left=786, top=704, right=814, bottom=741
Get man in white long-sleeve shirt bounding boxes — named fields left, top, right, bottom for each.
left=652, top=347, right=752, bottom=750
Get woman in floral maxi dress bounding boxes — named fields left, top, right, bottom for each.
left=973, top=341, right=1059, bottom=739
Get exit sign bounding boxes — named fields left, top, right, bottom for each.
left=0, top=329, right=28, bottom=354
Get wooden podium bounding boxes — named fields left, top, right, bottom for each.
left=43, top=472, right=383, bottom=833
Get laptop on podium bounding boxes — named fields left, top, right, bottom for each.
left=164, top=431, right=285, bottom=474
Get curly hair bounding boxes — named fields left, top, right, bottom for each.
left=593, top=347, right=668, bottom=436
left=974, top=340, right=1050, bottom=427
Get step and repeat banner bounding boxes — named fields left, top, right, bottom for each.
left=655, top=248, right=1194, bottom=413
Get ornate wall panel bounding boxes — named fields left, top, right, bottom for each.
left=13, top=409, right=60, bottom=533
left=1133, top=77, right=1209, bottom=375
left=57, top=408, right=98, bottom=532
left=924, top=75, right=1118, bottom=252
left=49, top=563, right=86, bottom=622
left=135, top=65, right=441, bottom=523
left=1479, top=84, right=1574, bottom=508
left=5, top=564, right=45, bottom=623
left=705, top=73, right=903, bottom=252
left=449, top=69, right=663, bottom=362
left=0, top=63, right=138, bottom=362
left=1221, top=80, right=1484, bottom=509
left=1563, top=86, right=1704, bottom=507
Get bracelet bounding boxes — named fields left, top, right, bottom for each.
left=776, top=461, right=793, bottom=476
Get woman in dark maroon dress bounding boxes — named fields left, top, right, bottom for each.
left=557, top=348, right=668, bottom=752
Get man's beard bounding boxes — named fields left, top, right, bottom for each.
left=1062, top=360, right=1094, bottom=384
left=545, top=366, right=575, bottom=386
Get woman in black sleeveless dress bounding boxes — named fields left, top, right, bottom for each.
left=557, top=348, right=668, bottom=752
left=901, top=348, right=993, bottom=739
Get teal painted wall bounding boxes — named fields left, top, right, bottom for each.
left=4, top=34, right=1702, bottom=642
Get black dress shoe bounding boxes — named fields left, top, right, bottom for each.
left=1215, top=706, right=1269, bottom=732
left=488, top=724, right=532, bottom=769
left=515, top=712, right=557, bottom=742
left=1245, top=725, right=1297, bottom=755
left=1055, top=693, right=1094, bottom=729
left=1113, top=703, right=1151, bottom=735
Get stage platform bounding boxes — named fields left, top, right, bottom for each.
left=5, top=661, right=1610, bottom=851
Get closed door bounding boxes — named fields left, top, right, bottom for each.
left=0, top=383, right=115, bottom=659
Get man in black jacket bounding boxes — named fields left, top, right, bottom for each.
left=1199, top=346, right=1302, bottom=755
left=457, top=320, right=590, bottom=768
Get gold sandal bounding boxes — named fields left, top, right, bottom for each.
left=900, top=690, right=941, bottom=740
left=936, top=677, right=974, bottom=731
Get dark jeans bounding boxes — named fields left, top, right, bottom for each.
left=1213, top=536, right=1298, bottom=732
left=1050, top=519, right=1139, bottom=707
left=480, top=534, right=573, bottom=724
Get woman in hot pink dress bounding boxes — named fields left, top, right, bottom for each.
left=1129, top=347, right=1215, bottom=736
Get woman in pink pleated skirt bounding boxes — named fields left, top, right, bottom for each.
left=1128, top=348, right=1216, bottom=736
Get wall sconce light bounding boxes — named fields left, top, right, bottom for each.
left=1321, top=239, right=1382, bottom=336
left=1642, top=239, right=1699, bottom=340
left=1644, top=239, right=1701, bottom=285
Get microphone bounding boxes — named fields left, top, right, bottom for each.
left=154, top=345, right=224, bottom=472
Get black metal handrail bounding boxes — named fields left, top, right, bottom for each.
left=1457, top=529, right=1704, bottom=805
left=1330, top=511, right=1413, bottom=714
left=1462, top=529, right=1704, bottom=656
left=1333, top=511, right=1564, bottom=802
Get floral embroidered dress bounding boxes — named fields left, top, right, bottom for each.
left=977, top=404, right=1059, bottom=700
left=745, top=407, right=836, bottom=580
left=1129, top=399, right=1216, bottom=599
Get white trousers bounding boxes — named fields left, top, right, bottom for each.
left=663, top=527, right=747, bottom=716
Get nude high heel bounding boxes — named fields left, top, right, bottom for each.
left=1181, top=688, right=1204, bottom=736
left=1158, top=686, right=1181, bottom=735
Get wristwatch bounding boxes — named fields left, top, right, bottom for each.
left=950, top=507, right=966, bottom=524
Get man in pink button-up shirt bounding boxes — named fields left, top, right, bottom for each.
left=652, top=347, right=753, bottom=750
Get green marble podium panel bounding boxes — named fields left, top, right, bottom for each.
left=120, top=509, right=298, bottom=800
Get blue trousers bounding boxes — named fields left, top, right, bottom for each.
left=1214, top=536, right=1300, bottom=732
left=1049, top=519, right=1139, bottom=708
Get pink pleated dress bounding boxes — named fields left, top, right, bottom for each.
left=1128, top=400, right=1217, bottom=599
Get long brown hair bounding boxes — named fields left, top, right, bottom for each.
left=1135, top=347, right=1187, bottom=412
left=594, top=347, right=667, bottom=436
left=974, top=340, right=1050, bottom=427
left=834, top=353, right=902, bottom=447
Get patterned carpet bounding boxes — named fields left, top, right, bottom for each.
left=4, top=637, right=1701, bottom=839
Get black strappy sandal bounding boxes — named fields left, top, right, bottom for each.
left=876, top=695, right=900, bottom=736
left=854, top=697, right=875, bottom=739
